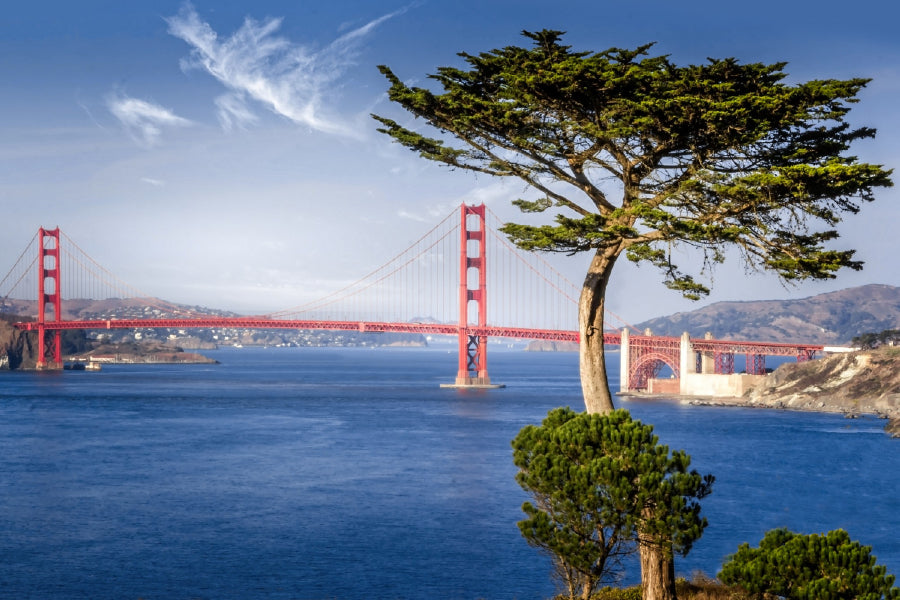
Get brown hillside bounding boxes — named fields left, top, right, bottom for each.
left=635, top=284, right=900, bottom=344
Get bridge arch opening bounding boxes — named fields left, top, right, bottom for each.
left=629, top=351, right=680, bottom=390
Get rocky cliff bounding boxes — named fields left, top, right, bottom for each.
left=744, top=347, right=900, bottom=418
left=887, top=418, right=900, bottom=438
left=684, top=347, right=900, bottom=436
left=0, top=316, right=38, bottom=369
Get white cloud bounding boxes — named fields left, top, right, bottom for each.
left=214, top=93, right=259, bottom=131
left=107, top=93, right=192, bottom=146
left=166, top=2, right=405, bottom=137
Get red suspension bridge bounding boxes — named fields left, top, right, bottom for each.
left=1, top=204, right=823, bottom=390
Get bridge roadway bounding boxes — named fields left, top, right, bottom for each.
left=14, top=318, right=825, bottom=357
left=14, top=318, right=580, bottom=343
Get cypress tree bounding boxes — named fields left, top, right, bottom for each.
left=374, top=30, right=893, bottom=417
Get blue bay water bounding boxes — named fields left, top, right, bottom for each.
left=0, top=346, right=897, bottom=599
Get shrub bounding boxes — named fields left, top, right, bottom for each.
left=719, top=528, right=900, bottom=600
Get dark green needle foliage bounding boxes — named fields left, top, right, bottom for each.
left=511, top=408, right=713, bottom=600
left=374, top=30, right=893, bottom=414
left=719, top=528, right=900, bottom=600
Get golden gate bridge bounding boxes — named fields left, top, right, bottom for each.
left=1, top=204, right=822, bottom=390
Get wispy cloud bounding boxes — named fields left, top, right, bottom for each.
left=165, top=2, right=405, bottom=137
left=214, top=93, right=259, bottom=131
left=107, top=93, right=192, bottom=146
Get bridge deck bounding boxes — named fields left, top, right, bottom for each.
left=14, top=318, right=824, bottom=356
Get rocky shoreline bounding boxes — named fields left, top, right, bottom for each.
left=668, top=348, right=900, bottom=437
left=680, top=394, right=898, bottom=422
left=72, top=351, right=218, bottom=365
left=887, top=418, right=900, bottom=437
left=680, top=396, right=900, bottom=438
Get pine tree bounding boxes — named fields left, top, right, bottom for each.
left=512, top=408, right=713, bottom=600
left=719, top=528, right=900, bottom=600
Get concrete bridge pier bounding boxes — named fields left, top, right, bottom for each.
left=679, top=331, right=692, bottom=395
left=700, top=331, right=715, bottom=374
left=619, top=330, right=767, bottom=397
left=619, top=328, right=630, bottom=393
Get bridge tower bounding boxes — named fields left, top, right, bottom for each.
left=449, top=204, right=502, bottom=388
left=37, top=227, right=63, bottom=369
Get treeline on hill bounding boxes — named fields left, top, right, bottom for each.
left=853, top=329, right=900, bottom=349
left=0, top=313, right=28, bottom=326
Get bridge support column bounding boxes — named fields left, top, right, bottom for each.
left=700, top=331, right=715, bottom=374
left=746, top=353, right=766, bottom=375
left=797, top=349, right=817, bottom=362
left=715, top=352, right=735, bottom=374
left=679, top=332, right=692, bottom=394
left=37, top=227, right=62, bottom=369
left=619, top=328, right=630, bottom=393
left=442, top=204, right=503, bottom=389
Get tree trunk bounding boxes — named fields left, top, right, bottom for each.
left=579, top=249, right=619, bottom=414
left=580, top=581, right=593, bottom=600
left=639, top=542, right=676, bottom=600
left=581, top=249, right=677, bottom=600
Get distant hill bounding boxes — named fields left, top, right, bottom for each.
left=634, top=284, right=900, bottom=345
left=0, top=298, right=236, bottom=321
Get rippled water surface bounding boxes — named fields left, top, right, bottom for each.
left=1, top=346, right=897, bottom=599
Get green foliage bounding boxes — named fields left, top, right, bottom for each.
left=591, top=586, right=643, bottom=600
left=374, top=30, right=892, bottom=297
left=674, top=571, right=755, bottom=600
left=718, top=528, right=900, bottom=600
left=512, top=408, right=713, bottom=599
left=60, top=329, right=90, bottom=355
left=852, top=329, right=900, bottom=349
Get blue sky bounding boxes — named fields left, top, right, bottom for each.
left=1, top=0, right=898, bottom=324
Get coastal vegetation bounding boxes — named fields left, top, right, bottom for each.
left=512, top=408, right=713, bottom=600
left=853, top=327, right=900, bottom=349
left=513, top=410, right=899, bottom=599
left=719, top=528, right=900, bottom=600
